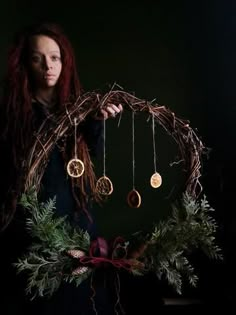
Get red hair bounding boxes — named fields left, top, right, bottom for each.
left=0, top=23, right=85, bottom=230
left=1, top=22, right=82, bottom=157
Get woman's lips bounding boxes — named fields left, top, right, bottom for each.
left=44, top=74, right=55, bottom=78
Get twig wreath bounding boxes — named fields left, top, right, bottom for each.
left=15, top=85, right=222, bottom=301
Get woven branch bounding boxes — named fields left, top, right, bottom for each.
left=24, top=86, right=205, bottom=198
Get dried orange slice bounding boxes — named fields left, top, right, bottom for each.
left=96, top=176, right=113, bottom=195
left=127, top=189, right=141, bottom=208
left=67, top=159, right=85, bottom=178
left=150, top=172, right=162, bottom=188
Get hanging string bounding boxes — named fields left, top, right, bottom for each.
left=95, top=116, right=113, bottom=195
left=114, top=272, right=125, bottom=315
left=73, top=117, right=78, bottom=159
left=132, top=111, right=135, bottom=189
left=117, top=108, right=122, bottom=128
left=150, top=113, right=162, bottom=189
left=152, top=113, right=157, bottom=173
left=127, top=111, right=142, bottom=208
left=65, top=110, right=79, bottom=158
left=66, top=117, right=85, bottom=178
left=103, top=117, right=106, bottom=176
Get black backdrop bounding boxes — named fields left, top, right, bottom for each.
left=0, top=0, right=235, bottom=311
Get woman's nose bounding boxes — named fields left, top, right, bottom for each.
left=43, top=57, right=52, bottom=70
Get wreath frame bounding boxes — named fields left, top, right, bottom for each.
left=16, top=85, right=222, bottom=300
left=24, top=85, right=204, bottom=197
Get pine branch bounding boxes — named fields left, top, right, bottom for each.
left=142, top=193, right=222, bottom=294
left=15, top=190, right=91, bottom=299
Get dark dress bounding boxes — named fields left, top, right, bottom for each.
left=0, top=100, right=116, bottom=315
left=0, top=100, right=165, bottom=315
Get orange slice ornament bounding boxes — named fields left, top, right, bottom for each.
left=67, top=158, right=85, bottom=178
left=150, top=172, right=162, bottom=188
left=127, top=189, right=142, bottom=208
left=96, top=175, right=113, bottom=195
left=66, top=117, right=85, bottom=178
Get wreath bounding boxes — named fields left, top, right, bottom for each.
left=15, top=85, right=222, bottom=300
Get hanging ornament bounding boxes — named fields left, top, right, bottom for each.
left=150, top=113, right=162, bottom=188
left=67, top=159, right=84, bottom=178
left=96, top=117, right=113, bottom=195
left=127, top=189, right=141, bottom=208
left=96, top=175, right=113, bottom=195
left=67, top=118, right=85, bottom=178
left=127, top=111, right=142, bottom=208
left=150, top=172, right=162, bottom=188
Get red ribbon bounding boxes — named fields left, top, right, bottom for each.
left=79, top=236, right=139, bottom=271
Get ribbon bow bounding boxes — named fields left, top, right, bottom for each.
left=68, top=236, right=144, bottom=275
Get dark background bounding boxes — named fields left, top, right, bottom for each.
left=0, top=0, right=235, bottom=312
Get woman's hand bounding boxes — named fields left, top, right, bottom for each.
left=96, top=103, right=123, bottom=120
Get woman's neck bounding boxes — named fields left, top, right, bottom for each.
left=34, top=88, right=57, bottom=107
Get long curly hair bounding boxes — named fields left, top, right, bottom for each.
left=0, top=23, right=96, bottom=231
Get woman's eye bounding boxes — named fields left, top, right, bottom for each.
left=51, top=56, right=60, bottom=61
left=31, top=55, right=41, bottom=62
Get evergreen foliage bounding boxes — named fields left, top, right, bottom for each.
left=15, top=189, right=222, bottom=299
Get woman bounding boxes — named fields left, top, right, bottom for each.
left=0, top=22, right=122, bottom=314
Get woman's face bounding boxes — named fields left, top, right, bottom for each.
left=28, top=35, right=62, bottom=90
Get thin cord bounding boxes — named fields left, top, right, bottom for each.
left=90, top=273, right=98, bottom=315
left=117, top=109, right=122, bottom=127
left=114, top=272, right=125, bottom=315
left=74, top=118, right=78, bottom=159
left=152, top=113, right=157, bottom=173
left=103, top=117, right=106, bottom=176
left=132, top=111, right=135, bottom=189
